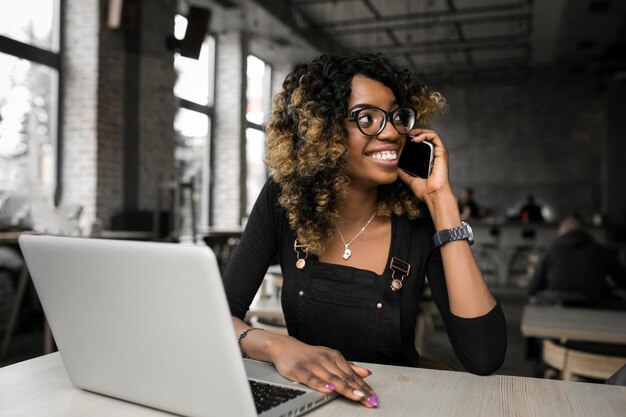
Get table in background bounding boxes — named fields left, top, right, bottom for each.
left=520, top=304, right=626, bottom=344
left=2, top=353, right=625, bottom=417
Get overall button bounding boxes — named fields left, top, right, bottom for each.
left=376, top=302, right=383, bottom=309
left=298, top=290, right=304, bottom=296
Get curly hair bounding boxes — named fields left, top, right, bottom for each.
left=265, top=52, right=445, bottom=254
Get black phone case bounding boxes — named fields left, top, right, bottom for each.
left=398, top=140, right=434, bottom=178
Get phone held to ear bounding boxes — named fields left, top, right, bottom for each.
left=398, top=139, right=434, bottom=178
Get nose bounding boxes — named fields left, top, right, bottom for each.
left=376, top=117, right=401, bottom=142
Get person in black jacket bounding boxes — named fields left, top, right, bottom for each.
left=222, top=52, right=507, bottom=408
left=529, top=214, right=626, bottom=308
left=527, top=215, right=626, bottom=377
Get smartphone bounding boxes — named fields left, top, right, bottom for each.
left=398, top=139, right=434, bottom=178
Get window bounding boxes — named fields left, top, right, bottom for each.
left=245, top=55, right=271, bottom=216
left=173, top=14, right=215, bottom=236
left=0, top=0, right=60, bottom=51
left=0, top=1, right=61, bottom=207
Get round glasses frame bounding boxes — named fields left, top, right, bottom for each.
left=347, top=106, right=416, bottom=137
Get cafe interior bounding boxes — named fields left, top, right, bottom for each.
left=1, top=0, right=626, bottom=415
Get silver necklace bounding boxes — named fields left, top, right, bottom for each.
left=337, top=212, right=377, bottom=260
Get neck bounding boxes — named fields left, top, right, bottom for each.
left=338, top=187, right=378, bottom=224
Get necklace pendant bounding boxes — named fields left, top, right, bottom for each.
left=296, top=258, right=306, bottom=270
left=342, top=247, right=352, bottom=260
left=390, top=279, right=403, bottom=292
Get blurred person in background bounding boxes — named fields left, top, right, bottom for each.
left=519, top=194, right=544, bottom=224
left=529, top=214, right=626, bottom=309
left=459, top=187, right=481, bottom=221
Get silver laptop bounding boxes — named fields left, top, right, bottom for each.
left=18, top=234, right=336, bottom=417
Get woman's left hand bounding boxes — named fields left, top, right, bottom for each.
left=397, top=129, right=452, bottom=201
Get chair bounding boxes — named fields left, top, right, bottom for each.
left=564, top=348, right=626, bottom=381
left=542, top=339, right=568, bottom=378
left=605, top=364, right=626, bottom=386
left=542, top=339, right=626, bottom=381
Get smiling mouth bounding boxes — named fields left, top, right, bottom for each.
left=366, top=150, right=398, bottom=161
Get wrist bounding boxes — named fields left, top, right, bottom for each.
left=265, top=333, right=294, bottom=362
left=424, top=189, right=461, bottom=230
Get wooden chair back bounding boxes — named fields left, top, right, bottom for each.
left=542, top=339, right=626, bottom=381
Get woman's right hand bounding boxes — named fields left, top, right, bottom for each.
left=266, top=335, right=378, bottom=408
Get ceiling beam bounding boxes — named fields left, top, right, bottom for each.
left=318, top=1, right=529, bottom=29
left=330, top=13, right=530, bottom=35
left=388, top=40, right=531, bottom=56
left=361, top=0, right=416, bottom=66
left=375, top=34, right=530, bottom=54
left=250, top=0, right=346, bottom=54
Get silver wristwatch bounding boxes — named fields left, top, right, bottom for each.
left=433, top=221, right=474, bottom=247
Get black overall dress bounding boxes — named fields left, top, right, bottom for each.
left=279, top=215, right=430, bottom=367
left=224, top=180, right=507, bottom=374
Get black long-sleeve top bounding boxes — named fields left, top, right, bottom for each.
left=223, top=180, right=507, bottom=375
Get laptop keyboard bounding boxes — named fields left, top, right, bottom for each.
left=249, top=380, right=307, bottom=413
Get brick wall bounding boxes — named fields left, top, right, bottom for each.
left=212, top=31, right=246, bottom=227
left=137, top=0, right=176, bottom=211
left=62, top=0, right=176, bottom=234
left=96, top=1, right=126, bottom=228
left=62, top=0, right=100, bottom=233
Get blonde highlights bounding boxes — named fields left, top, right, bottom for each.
left=265, top=53, right=445, bottom=254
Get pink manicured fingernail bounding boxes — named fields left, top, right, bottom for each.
left=325, top=384, right=335, bottom=391
left=366, top=368, right=372, bottom=376
left=366, top=392, right=379, bottom=407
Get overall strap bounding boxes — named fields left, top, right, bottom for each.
left=388, top=216, right=414, bottom=292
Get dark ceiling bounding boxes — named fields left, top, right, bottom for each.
left=202, top=0, right=626, bottom=84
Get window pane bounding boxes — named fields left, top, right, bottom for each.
left=174, top=108, right=210, bottom=234
left=0, top=53, right=58, bottom=196
left=246, top=128, right=266, bottom=215
left=0, top=0, right=60, bottom=51
left=246, top=55, right=270, bottom=125
left=174, top=16, right=214, bottom=106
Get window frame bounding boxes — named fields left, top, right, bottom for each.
left=0, top=0, right=64, bottom=204
left=243, top=54, right=272, bottom=220
left=173, top=27, right=216, bottom=233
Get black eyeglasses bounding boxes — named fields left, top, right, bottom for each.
left=347, top=106, right=416, bottom=137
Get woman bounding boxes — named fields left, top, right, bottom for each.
left=223, top=52, right=506, bottom=408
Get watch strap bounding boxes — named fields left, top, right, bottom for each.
left=433, top=222, right=473, bottom=247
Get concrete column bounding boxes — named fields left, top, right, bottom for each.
left=212, top=31, right=247, bottom=227
left=62, top=0, right=100, bottom=233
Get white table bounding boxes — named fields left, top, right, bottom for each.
left=2, top=353, right=625, bottom=417
left=520, top=304, right=626, bottom=344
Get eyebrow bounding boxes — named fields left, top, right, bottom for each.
left=348, top=100, right=399, bottom=112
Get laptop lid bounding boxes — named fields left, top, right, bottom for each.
left=18, top=234, right=332, bottom=417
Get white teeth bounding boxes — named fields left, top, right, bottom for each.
left=369, top=151, right=397, bottom=161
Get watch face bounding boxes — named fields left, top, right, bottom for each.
left=462, top=221, right=474, bottom=244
